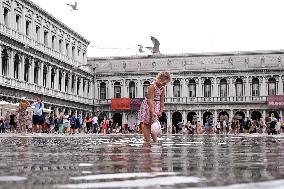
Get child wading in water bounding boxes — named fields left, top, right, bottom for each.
left=138, top=71, right=171, bottom=143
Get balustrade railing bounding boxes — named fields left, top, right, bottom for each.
left=0, top=75, right=92, bottom=104
left=0, top=23, right=81, bottom=66
left=95, top=96, right=268, bottom=105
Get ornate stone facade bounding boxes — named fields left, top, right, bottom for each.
left=89, top=51, right=284, bottom=126
left=0, top=0, right=94, bottom=116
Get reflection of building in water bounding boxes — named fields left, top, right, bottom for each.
left=89, top=51, right=284, bottom=126
left=0, top=0, right=94, bottom=116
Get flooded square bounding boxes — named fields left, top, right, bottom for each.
left=0, top=134, right=283, bottom=189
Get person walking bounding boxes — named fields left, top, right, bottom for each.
left=32, top=96, right=44, bottom=133
left=18, top=97, right=31, bottom=133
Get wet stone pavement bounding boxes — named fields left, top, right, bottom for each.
left=0, top=134, right=283, bottom=189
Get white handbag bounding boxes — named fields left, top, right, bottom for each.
left=151, top=120, right=162, bottom=135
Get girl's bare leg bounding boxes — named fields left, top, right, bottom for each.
left=143, top=123, right=151, bottom=143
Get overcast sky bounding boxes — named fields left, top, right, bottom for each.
left=31, top=0, right=284, bottom=57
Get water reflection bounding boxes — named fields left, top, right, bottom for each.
left=0, top=134, right=283, bottom=189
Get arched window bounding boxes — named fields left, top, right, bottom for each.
left=1, top=49, right=9, bottom=76
left=71, top=75, right=75, bottom=93
left=77, top=77, right=80, bottom=95
left=143, top=81, right=150, bottom=98
left=129, top=81, right=135, bottom=98
left=268, top=78, right=276, bottom=95
left=72, top=46, right=75, bottom=59
left=58, top=71, right=62, bottom=91
left=100, top=82, right=106, bottom=99
left=235, top=78, right=243, bottom=96
left=204, top=79, right=211, bottom=97
left=65, top=73, right=69, bottom=92
left=24, top=58, right=30, bottom=82
left=173, top=80, right=181, bottom=97
left=34, top=62, right=39, bottom=84
left=220, top=79, right=227, bottom=97
left=4, top=8, right=9, bottom=26
left=188, top=79, right=196, bottom=97
left=252, top=78, right=259, bottom=96
left=14, top=54, right=20, bottom=79
left=114, top=82, right=121, bottom=98
left=50, top=68, right=55, bottom=88
left=43, top=65, right=47, bottom=87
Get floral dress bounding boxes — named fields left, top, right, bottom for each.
left=138, top=81, right=164, bottom=125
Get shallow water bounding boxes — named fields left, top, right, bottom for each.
left=0, top=134, right=283, bottom=189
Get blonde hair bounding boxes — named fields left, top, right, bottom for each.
left=156, top=71, right=171, bottom=83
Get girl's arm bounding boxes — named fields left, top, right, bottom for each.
left=159, top=89, right=165, bottom=116
left=147, top=85, right=155, bottom=117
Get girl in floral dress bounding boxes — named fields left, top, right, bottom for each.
left=138, top=71, right=171, bottom=143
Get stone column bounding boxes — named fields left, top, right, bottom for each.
left=54, top=68, right=59, bottom=90
left=0, top=1, right=4, bottom=24
left=122, top=112, right=127, bottom=125
left=230, top=109, right=234, bottom=122
left=245, top=76, right=250, bottom=97
left=68, top=74, right=72, bottom=94
left=20, top=54, right=25, bottom=81
left=166, top=111, right=172, bottom=127
left=30, top=58, right=35, bottom=83
left=213, top=77, right=218, bottom=97
left=80, top=78, right=84, bottom=96
left=278, top=76, right=283, bottom=95
left=167, top=81, right=173, bottom=98
left=47, top=65, right=52, bottom=88
left=214, top=110, right=218, bottom=124
left=9, top=50, right=14, bottom=78
left=182, top=111, right=186, bottom=123
left=122, top=79, right=127, bottom=98
left=246, top=109, right=250, bottom=119
left=62, top=71, right=66, bottom=92
left=136, top=80, right=141, bottom=98
left=229, top=77, right=234, bottom=97
left=198, top=110, right=202, bottom=124
left=261, top=76, right=267, bottom=96
left=38, top=62, right=44, bottom=86
left=74, top=75, right=78, bottom=95
left=262, top=110, right=266, bottom=119
left=197, top=77, right=202, bottom=97
left=0, top=46, right=2, bottom=74
left=182, top=78, right=187, bottom=97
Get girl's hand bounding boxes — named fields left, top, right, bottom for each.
left=151, top=112, right=158, bottom=120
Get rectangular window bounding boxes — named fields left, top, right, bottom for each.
left=52, top=35, right=55, bottom=49
left=36, top=26, right=40, bottom=41
left=4, top=9, right=9, bottom=26
left=16, top=15, right=20, bottom=31
left=114, top=86, right=121, bottom=98
left=26, top=20, right=30, bottom=36
left=44, top=31, right=48, bottom=46
left=66, top=43, right=69, bottom=56
left=59, top=39, right=62, bottom=52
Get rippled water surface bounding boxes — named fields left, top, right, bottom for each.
left=0, top=134, right=284, bottom=189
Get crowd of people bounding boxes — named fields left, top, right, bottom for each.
left=178, top=112, right=284, bottom=135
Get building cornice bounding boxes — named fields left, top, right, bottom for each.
left=22, top=0, right=90, bottom=45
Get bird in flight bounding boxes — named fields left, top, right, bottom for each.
left=138, top=45, right=145, bottom=53
left=145, top=36, right=160, bottom=54
left=67, top=1, right=78, bottom=11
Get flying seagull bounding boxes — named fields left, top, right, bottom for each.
left=138, top=45, right=145, bottom=53
left=146, top=36, right=160, bottom=54
left=67, top=1, right=78, bottom=11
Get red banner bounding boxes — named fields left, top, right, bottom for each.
left=111, top=98, right=130, bottom=110
left=268, top=95, right=284, bottom=107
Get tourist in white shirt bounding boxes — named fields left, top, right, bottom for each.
left=92, top=115, right=98, bottom=133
